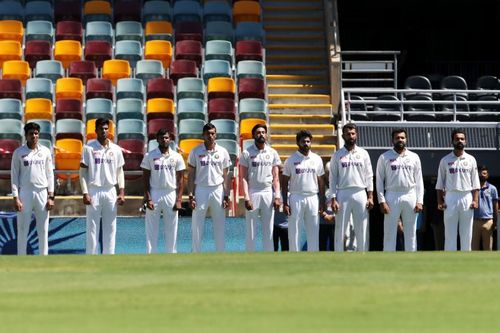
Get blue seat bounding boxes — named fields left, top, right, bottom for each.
left=202, top=60, right=232, bottom=84
left=143, top=1, right=171, bottom=23
left=216, top=139, right=238, bottom=167
left=203, top=1, right=232, bottom=24
left=55, top=118, right=85, bottom=141
left=117, top=119, right=146, bottom=141
left=235, top=22, right=265, bottom=44
left=0, top=119, right=23, bottom=141
left=115, top=21, right=143, bottom=43
left=26, top=78, right=54, bottom=100
left=35, top=60, right=65, bottom=83
left=135, top=60, right=165, bottom=83
left=116, top=78, right=145, bottom=100
left=25, top=1, right=53, bottom=23
left=0, top=99, right=22, bottom=120
left=211, top=119, right=238, bottom=140
left=85, top=98, right=114, bottom=120
left=238, top=98, right=267, bottom=120
left=85, top=21, right=114, bottom=44
left=116, top=98, right=144, bottom=121
left=173, top=0, right=202, bottom=24
left=204, top=21, right=233, bottom=44
left=115, top=40, right=143, bottom=68
left=0, top=1, right=24, bottom=21
left=177, top=98, right=205, bottom=121
left=178, top=118, right=205, bottom=140
left=28, top=119, right=53, bottom=142
left=176, top=77, right=204, bottom=100
left=236, top=60, right=265, bottom=79
left=26, top=20, right=54, bottom=43
left=205, top=40, right=233, bottom=64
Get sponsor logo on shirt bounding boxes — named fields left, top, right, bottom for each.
left=390, top=164, right=412, bottom=171
left=95, top=158, right=113, bottom=164
left=295, top=168, right=316, bottom=175
left=449, top=167, right=470, bottom=174
left=154, top=164, right=176, bottom=171
left=252, top=161, right=272, bottom=167
left=341, top=161, right=363, bottom=168
left=23, top=159, right=45, bottom=167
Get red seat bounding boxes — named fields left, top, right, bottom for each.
left=235, top=40, right=263, bottom=62
left=147, top=119, right=175, bottom=140
left=174, top=21, right=203, bottom=43
left=208, top=98, right=236, bottom=121
left=56, top=21, right=83, bottom=43
left=24, top=41, right=52, bottom=69
left=69, top=61, right=97, bottom=84
left=56, top=99, right=83, bottom=121
left=113, top=0, right=142, bottom=23
left=147, top=78, right=174, bottom=100
left=84, top=41, right=112, bottom=68
left=118, top=139, right=145, bottom=175
left=86, top=78, right=113, bottom=100
left=170, top=59, right=197, bottom=84
left=238, top=77, right=265, bottom=100
left=0, top=139, right=21, bottom=172
left=55, top=0, right=82, bottom=23
left=0, top=79, right=22, bottom=100
left=175, top=40, right=203, bottom=68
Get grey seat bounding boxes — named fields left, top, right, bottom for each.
left=177, top=78, right=204, bottom=100
left=28, top=119, right=53, bottom=142
left=116, top=98, right=144, bottom=121
left=238, top=98, right=267, bottom=121
left=372, top=95, right=402, bottom=121
left=115, top=21, right=144, bottom=43
left=205, top=40, right=233, bottom=64
left=404, top=95, right=436, bottom=121
left=202, top=59, right=232, bottom=84
left=177, top=98, right=206, bottom=121
left=0, top=99, right=22, bottom=120
left=85, top=21, right=114, bottom=44
left=26, top=20, right=54, bottom=43
left=216, top=139, right=238, bottom=167
left=346, top=95, right=369, bottom=121
left=404, top=75, right=432, bottom=99
left=0, top=1, right=24, bottom=21
left=235, top=22, right=265, bottom=44
left=203, top=1, right=232, bottom=24
left=35, top=60, right=65, bottom=83
left=0, top=119, right=23, bottom=141
left=173, top=0, right=202, bottom=24
left=135, top=60, right=165, bottom=84
left=55, top=119, right=85, bottom=140
left=115, top=40, right=143, bottom=68
left=236, top=60, right=265, bottom=80
left=85, top=98, right=114, bottom=120
left=210, top=119, right=238, bottom=140
left=116, top=78, right=145, bottom=100
left=25, top=1, right=53, bottom=23
left=117, top=119, right=146, bottom=141
left=178, top=119, right=205, bottom=140
left=26, top=78, right=54, bottom=100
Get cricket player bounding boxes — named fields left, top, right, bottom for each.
left=80, top=118, right=125, bottom=255
left=329, top=123, right=374, bottom=252
left=240, top=124, right=281, bottom=252
left=11, top=122, right=54, bottom=255
left=376, top=128, right=424, bottom=252
left=187, top=123, right=232, bottom=252
left=436, top=129, right=480, bottom=251
left=141, top=128, right=185, bottom=253
left=282, top=130, right=325, bottom=252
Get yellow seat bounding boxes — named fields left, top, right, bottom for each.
left=86, top=118, right=115, bottom=141
left=240, top=118, right=266, bottom=140
left=2, top=60, right=31, bottom=85
left=25, top=98, right=53, bottom=121
left=55, top=139, right=83, bottom=179
left=145, top=40, right=173, bottom=68
left=147, top=98, right=175, bottom=114
left=54, top=40, right=82, bottom=69
left=0, top=20, right=23, bottom=43
left=207, top=77, right=235, bottom=95
left=233, top=1, right=262, bottom=24
left=102, top=59, right=131, bottom=85
left=56, top=78, right=84, bottom=101
left=179, top=139, right=203, bottom=161
left=145, top=21, right=173, bottom=38
left=0, top=40, right=21, bottom=66
left=84, top=1, right=113, bottom=15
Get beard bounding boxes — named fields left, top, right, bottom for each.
left=345, top=138, right=356, bottom=146
left=255, top=136, right=266, bottom=144
left=454, top=142, right=465, bottom=150
left=394, top=142, right=405, bottom=150
left=479, top=176, right=487, bottom=183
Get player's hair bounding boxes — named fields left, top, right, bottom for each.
left=95, top=118, right=110, bottom=130
left=479, top=165, right=488, bottom=172
left=451, top=128, right=466, bottom=140
left=203, top=122, right=217, bottom=133
left=251, top=124, right=267, bottom=137
left=342, top=123, right=357, bottom=134
left=24, top=122, right=40, bottom=134
left=156, top=128, right=172, bottom=139
left=391, top=128, right=407, bottom=139
left=296, top=129, right=313, bottom=143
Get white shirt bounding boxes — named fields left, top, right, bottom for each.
left=436, top=151, right=480, bottom=192
left=188, top=143, right=231, bottom=186
left=329, top=145, right=373, bottom=198
left=283, top=151, right=324, bottom=195
left=11, top=144, right=54, bottom=197
left=376, top=148, right=424, bottom=204
left=240, top=143, right=281, bottom=191
left=81, top=140, right=125, bottom=187
left=141, top=148, right=185, bottom=190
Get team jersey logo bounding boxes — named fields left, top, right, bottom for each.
left=265, top=154, right=270, bottom=159
left=214, top=154, right=219, bottom=159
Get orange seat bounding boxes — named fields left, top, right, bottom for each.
left=233, top=1, right=262, bottom=24
left=102, top=59, right=131, bottom=85
left=147, top=98, right=174, bottom=114
left=86, top=118, right=115, bottom=141
left=25, top=98, right=53, bottom=121
left=179, top=138, right=203, bottom=161
left=145, top=40, right=173, bottom=68
left=0, top=40, right=21, bottom=66
left=207, top=77, right=235, bottom=97
left=144, top=21, right=173, bottom=40
left=54, top=40, right=83, bottom=69
left=55, top=139, right=83, bottom=179
left=56, top=77, right=84, bottom=101
left=2, top=60, right=31, bottom=85
left=84, top=1, right=113, bottom=15
left=0, top=20, right=23, bottom=43
left=240, top=118, right=266, bottom=140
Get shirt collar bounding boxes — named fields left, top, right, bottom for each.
left=253, top=143, right=268, bottom=153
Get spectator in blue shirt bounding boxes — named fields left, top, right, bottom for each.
left=472, top=165, right=498, bottom=250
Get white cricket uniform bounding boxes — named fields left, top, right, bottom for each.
left=436, top=151, right=480, bottom=251
left=376, top=149, right=424, bottom=252
left=81, top=140, right=125, bottom=255
left=240, top=144, right=281, bottom=252
left=329, top=145, right=373, bottom=252
left=11, top=144, right=54, bottom=255
left=188, top=143, right=231, bottom=252
left=141, top=148, right=185, bottom=254
left=283, top=151, right=324, bottom=252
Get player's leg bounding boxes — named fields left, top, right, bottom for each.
left=383, top=192, right=402, bottom=252
left=192, top=187, right=209, bottom=252
left=163, top=189, right=179, bottom=253
left=17, top=189, right=34, bottom=255
left=334, top=189, right=350, bottom=252
left=209, top=185, right=225, bottom=252
left=260, top=191, right=275, bottom=252
left=33, top=189, right=49, bottom=255
left=86, top=188, right=102, bottom=254
left=401, top=191, right=418, bottom=252
left=145, top=192, right=161, bottom=254
left=351, top=189, right=369, bottom=252
left=287, top=193, right=303, bottom=252
left=304, top=195, right=319, bottom=252
left=245, top=191, right=259, bottom=252
left=101, top=188, right=117, bottom=255
left=443, top=193, right=459, bottom=251
left=458, top=193, right=473, bottom=251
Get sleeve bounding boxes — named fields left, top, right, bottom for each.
left=46, top=150, right=54, bottom=193
left=492, top=186, right=498, bottom=201
left=116, top=148, right=125, bottom=168
left=282, top=158, right=291, bottom=177
left=140, top=153, right=150, bottom=170
left=316, top=156, right=325, bottom=177
left=471, top=158, right=480, bottom=190
left=80, top=145, right=89, bottom=166
left=10, top=149, right=20, bottom=197
left=187, top=149, right=197, bottom=167
left=414, top=155, right=424, bottom=204
left=239, top=150, right=249, bottom=168
left=223, top=148, right=231, bottom=168
left=177, top=155, right=186, bottom=171
left=273, top=150, right=281, bottom=167
left=375, top=154, right=386, bottom=203
left=329, top=153, right=337, bottom=199
left=435, top=158, right=446, bottom=190
left=364, top=151, right=374, bottom=192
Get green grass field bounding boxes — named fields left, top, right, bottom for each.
left=1, top=252, right=500, bottom=332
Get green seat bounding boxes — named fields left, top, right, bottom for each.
left=85, top=98, right=113, bottom=120
left=116, top=98, right=144, bottom=121
left=177, top=98, right=205, bottom=121
left=202, top=59, right=232, bottom=84
left=85, top=21, right=113, bottom=44
left=238, top=98, right=267, bottom=120
left=0, top=99, right=22, bottom=120
left=116, top=78, right=145, bottom=100
left=211, top=119, right=237, bottom=140
left=115, top=21, right=143, bottom=43
left=117, top=119, right=146, bottom=141
left=178, top=119, right=205, bottom=140
left=0, top=119, right=23, bottom=141
left=115, top=40, right=143, bottom=68
left=26, top=78, right=54, bottom=100
left=35, top=60, right=65, bottom=83
left=26, top=20, right=54, bottom=43
left=177, top=77, right=204, bottom=100
left=236, top=60, right=265, bottom=80
left=205, top=40, right=233, bottom=64
left=135, top=60, right=165, bottom=84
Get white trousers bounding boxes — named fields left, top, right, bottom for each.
left=245, top=189, right=274, bottom=252
left=192, top=185, right=226, bottom=252
left=444, top=191, right=473, bottom=251
left=383, top=190, right=418, bottom=252
left=17, top=187, right=49, bottom=255
left=86, top=186, right=117, bottom=255
left=335, top=188, right=369, bottom=252
left=145, top=188, right=178, bottom=254
left=288, top=193, right=319, bottom=252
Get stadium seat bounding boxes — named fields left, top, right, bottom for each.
left=371, top=95, right=403, bottom=121
left=0, top=40, right=21, bottom=67
left=176, top=77, right=204, bottom=100
left=85, top=21, right=113, bottom=43
left=26, top=78, right=54, bottom=100
left=203, top=1, right=232, bottom=24
left=26, top=20, right=54, bottom=43
left=233, top=1, right=261, bottom=24
left=474, top=95, right=500, bottom=121
left=56, top=78, right=84, bottom=101
left=55, top=0, right=82, bottom=23
left=207, top=77, right=236, bottom=100
left=211, top=119, right=238, bottom=140
left=0, top=138, right=21, bottom=171
left=86, top=78, right=113, bottom=100
left=173, top=1, right=202, bottom=24
left=102, top=59, right=131, bottom=85
left=56, top=21, right=83, bottom=43
left=440, top=75, right=468, bottom=99
left=236, top=60, right=265, bottom=79
left=475, top=76, right=500, bottom=99
left=177, top=98, right=206, bottom=121
left=29, top=119, right=53, bottom=142
left=239, top=118, right=265, bottom=140
left=0, top=3, right=24, bottom=22
left=238, top=77, right=265, bottom=100
left=56, top=99, right=83, bottom=121
left=202, top=59, right=232, bottom=83
left=178, top=138, right=203, bottom=160
left=55, top=118, right=85, bottom=141
left=404, top=95, right=436, bottom=121
left=145, top=40, right=172, bottom=68
left=235, top=22, right=265, bottom=44
left=115, top=21, right=143, bottom=43
left=144, top=21, right=173, bottom=42
left=238, top=99, right=266, bottom=121
left=84, top=40, right=112, bottom=68
left=135, top=60, right=165, bottom=83
left=113, top=0, right=142, bottom=24
left=84, top=1, right=113, bottom=23
left=117, top=119, right=146, bottom=141
left=147, top=118, right=175, bottom=140
left=116, top=78, right=145, bottom=100
left=345, top=95, right=369, bottom=121
left=147, top=98, right=174, bottom=121
left=235, top=40, right=263, bottom=62
left=216, top=139, right=238, bottom=167
left=205, top=21, right=233, bottom=44
left=0, top=79, right=22, bottom=100
left=25, top=1, right=54, bottom=23
left=115, top=40, right=143, bottom=68
left=69, top=61, right=98, bottom=84
left=170, top=59, right=198, bottom=84
left=35, top=60, right=65, bottom=83
left=55, top=139, right=83, bottom=175
left=208, top=98, right=236, bottom=121
left=404, top=75, right=432, bottom=99
left=174, top=21, right=203, bottom=43
left=2, top=60, right=31, bottom=85
left=54, top=40, right=83, bottom=69
left=178, top=119, right=204, bottom=140
left=85, top=98, right=114, bottom=120
left=24, top=40, right=52, bottom=68
left=116, top=98, right=144, bottom=121
left=205, top=40, right=233, bottom=64
left=147, top=78, right=174, bottom=100
left=142, top=1, right=172, bottom=23
left=241, top=138, right=254, bottom=151
left=0, top=98, right=22, bottom=120
left=175, top=40, right=203, bottom=67
left=25, top=98, right=53, bottom=121
left=118, top=138, right=145, bottom=173
left=0, top=118, right=23, bottom=141
left=86, top=118, right=115, bottom=141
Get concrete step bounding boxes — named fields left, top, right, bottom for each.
left=271, top=134, right=336, bottom=145
left=269, top=103, right=332, bottom=114
left=267, top=83, right=331, bottom=94
left=269, top=114, right=332, bottom=124
left=266, top=54, right=326, bottom=62
left=262, top=2, right=323, bottom=11
left=267, top=31, right=325, bottom=41
left=266, top=74, right=329, bottom=85
left=270, top=123, right=334, bottom=135
left=268, top=93, right=331, bottom=104
left=263, top=13, right=324, bottom=22
left=264, top=24, right=324, bottom=31
left=265, top=39, right=326, bottom=48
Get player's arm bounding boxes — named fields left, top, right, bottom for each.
left=142, top=168, right=154, bottom=210
left=376, top=155, right=389, bottom=214
left=414, top=156, right=424, bottom=212
left=281, top=174, right=290, bottom=216
left=329, top=154, right=339, bottom=212
left=11, top=150, right=22, bottom=212
left=318, top=173, right=326, bottom=214
left=271, top=165, right=281, bottom=209
left=174, top=169, right=185, bottom=210
left=436, top=160, right=446, bottom=210
left=240, top=165, right=252, bottom=210
left=187, top=164, right=196, bottom=209
left=493, top=194, right=498, bottom=228
left=222, top=166, right=230, bottom=209
left=46, top=152, right=55, bottom=210
left=79, top=162, right=91, bottom=205
left=470, top=161, right=480, bottom=209
left=116, top=166, right=125, bottom=205
left=364, top=152, right=374, bottom=210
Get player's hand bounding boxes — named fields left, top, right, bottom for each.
left=14, top=198, right=22, bottom=212
left=331, top=199, right=339, bottom=213
left=244, top=200, right=253, bottom=211
left=223, top=196, right=230, bottom=209
left=189, top=197, right=196, bottom=210
left=117, top=194, right=125, bottom=206
left=145, top=199, right=154, bottom=210
left=470, top=201, right=478, bottom=209
left=173, top=198, right=182, bottom=211
left=273, top=198, right=282, bottom=210
left=283, top=203, right=291, bottom=216
left=414, top=203, right=423, bottom=213
left=46, top=198, right=54, bottom=211
left=366, top=198, right=374, bottom=210
left=83, top=193, right=92, bottom=205
left=380, top=202, right=390, bottom=214
left=437, top=203, right=446, bottom=211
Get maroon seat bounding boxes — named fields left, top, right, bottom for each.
left=238, top=77, right=265, bottom=100
left=147, top=119, right=175, bottom=140
left=69, top=61, right=97, bottom=84
left=118, top=139, right=145, bottom=176
left=56, top=21, right=83, bottom=43
left=169, top=60, right=197, bottom=84
left=113, top=0, right=142, bottom=23
left=175, top=40, right=203, bottom=68
left=0, top=79, right=22, bottom=100
left=147, top=78, right=174, bottom=100
left=0, top=139, right=21, bottom=173
left=84, top=41, right=112, bottom=68
left=174, top=21, right=203, bottom=43
left=24, top=41, right=52, bottom=69
left=235, top=40, right=263, bottom=62
left=56, top=99, right=83, bottom=121
left=147, top=111, right=175, bottom=122
left=86, top=79, right=114, bottom=100
left=208, top=98, right=236, bottom=121
left=55, top=0, right=82, bottom=23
